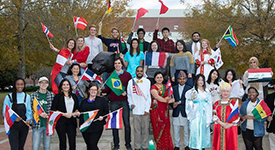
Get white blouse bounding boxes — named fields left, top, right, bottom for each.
left=65, top=97, right=74, bottom=113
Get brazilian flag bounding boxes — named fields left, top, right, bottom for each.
left=106, top=71, right=125, bottom=96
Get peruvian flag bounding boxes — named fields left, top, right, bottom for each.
left=159, top=0, right=169, bottom=14
left=46, top=111, right=62, bottom=136
left=41, top=22, right=54, bottom=38
left=81, top=69, right=103, bottom=84
left=165, top=79, right=173, bottom=97
left=51, top=49, right=72, bottom=94
left=73, top=17, right=88, bottom=30
left=135, top=8, right=149, bottom=21
left=145, top=52, right=166, bottom=67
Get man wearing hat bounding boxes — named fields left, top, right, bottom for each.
left=170, top=70, right=192, bottom=150
left=30, top=76, right=54, bottom=150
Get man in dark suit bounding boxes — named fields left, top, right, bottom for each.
left=170, top=70, right=192, bottom=150
left=265, top=86, right=275, bottom=148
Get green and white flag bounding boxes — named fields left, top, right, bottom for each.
left=80, top=110, right=99, bottom=132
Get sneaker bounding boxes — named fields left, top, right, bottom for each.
left=112, top=146, right=119, bottom=150
left=174, top=147, right=180, bottom=150
left=126, top=145, right=133, bottom=150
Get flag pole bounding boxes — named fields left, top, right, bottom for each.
left=99, top=74, right=110, bottom=90
left=76, top=68, right=88, bottom=87
left=100, top=12, right=108, bottom=23
left=131, top=15, right=137, bottom=31
left=11, top=109, right=31, bottom=128
left=73, top=17, right=78, bottom=37
left=79, top=109, right=99, bottom=115
left=218, top=25, right=230, bottom=45
left=267, top=112, right=274, bottom=128
left=34, top=97, right=46, bottom=113
left=93, top=107, right=123, bottom=122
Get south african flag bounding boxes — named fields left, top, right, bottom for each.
left=223, top=25, right=239, bottom=47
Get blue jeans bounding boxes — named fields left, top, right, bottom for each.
left=32, top=127, right=51, bottom=150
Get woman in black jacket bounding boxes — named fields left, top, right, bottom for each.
left=51, top=78, right=80, bottom=150
left=79, top=82, right=109, bottom=150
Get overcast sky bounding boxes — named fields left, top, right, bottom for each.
left=128, top=0, right=203, bottom=9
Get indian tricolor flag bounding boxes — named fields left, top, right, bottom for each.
left=46, top=111, right=63, bottom=136
left=105, top=108, right=123, bottom=129
left=145, top=52, right=166, bottom=67
left=80, top=110, right=99, bottom=132
left=248, top=68, right=272, bottom=82
left=252, top=100, right=272, bottom=121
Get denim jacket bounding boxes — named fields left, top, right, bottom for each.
left=240, top=98, right=267, bottom=137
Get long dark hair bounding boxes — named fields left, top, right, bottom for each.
left=64, top=39, right=76, bottom=53
left=224, top=69, right=236, bottom=83
left=130, top=38, right=140, bottom=57
left=67, top=63, right=81, bottom=76
left=175, top=40, right=187, bottom=53
left=58, top=78, right=73, bottom=98
left=11, top=78, right=26, bottom=104
left=194, top=74, right=206, bottom=92
left=86, top=82, right=99, bottom=98
left=207, top=69, right=220, bottom=85
left=148, top=40, right=161, bottom=52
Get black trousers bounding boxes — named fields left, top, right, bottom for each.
left=242, top=129, right=263, bottom=150
left=82, top=128, right=104, bottom=150
left=110, top=100, right=131, bottom=147
left=56, top=123, right=76, bottom=150
left=8, top=121, right=29, bottom=150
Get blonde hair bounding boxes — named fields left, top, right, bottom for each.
left=200, top=39, right=212, bottom=55
left=219, top=82, right=232, bottom=93
left=249, top=56, right=259, bottom=69
left=76, top=36, right=86, bottom=51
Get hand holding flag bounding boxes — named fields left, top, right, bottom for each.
left=4, top=105, right=20, bottom=135
left=165, top=78, right=173, bottom=97
left=219, top=25, right=239, bottom=47
left=33, top=97, right=45, bottom=124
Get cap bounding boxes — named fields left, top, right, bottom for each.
left=38, top=76, right=49, bottom=83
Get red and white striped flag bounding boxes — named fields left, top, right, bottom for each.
left=105, top=108, right=123, bottom=129
left=41, top=22, right=54, bottom=38
left=132, top=79, right=146, bottom=100
left=46, top=111, right=62, bottom=136
left=73, top=17, right=88, bottom=30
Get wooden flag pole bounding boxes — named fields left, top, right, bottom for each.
left=267, top=113, right=274, bottom=128
left=12, top=110, right=31, bottom=128
left=93, top=107, right=123, bottom=122
left=73, top=17, right=78, bottom=37
left=131, top=14, right=137, bottom=31
left=218, top=25, right=230, bottom=45
left=100, top=12, right=108, bottom=23
left=46, top=35, right=51, bottom=45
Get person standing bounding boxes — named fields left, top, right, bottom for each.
left=101, top=57, right=132, bottom=150
left=85, top=24, right=104, bottom=64
left=2, top=78, right=32, bottom=150
left=206, top=69, right=221, bottom=104
left=51, top=78, right=80, bottom=150
left=127, top=28, right=150, bottom=52
left=127, top=67, right=151, bottom=150
left=265, top=86, right=275, bottom=150
left=79, top=82, right=109, bottom=150
left=171, top=70, right=192, bottom=150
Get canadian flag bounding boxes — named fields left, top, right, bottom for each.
left=73, top=17, right=88, bottom=30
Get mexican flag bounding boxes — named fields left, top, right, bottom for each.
left=80, top=110, right=99, bottom=132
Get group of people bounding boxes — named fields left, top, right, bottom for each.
left=2, top=20, right=275, bottom=150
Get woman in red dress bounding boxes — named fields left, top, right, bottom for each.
left=71, top=36, right=90, bottom=69
left=212, top=82, right=239, bottom=150
left=150, top=72, right=174, bottom=150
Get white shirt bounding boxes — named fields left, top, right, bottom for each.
left=246, top=101, right=257, bottom=130
left=65, top=97, right=74, bottom=113
left=127, top=77, right=151, bottom=115
left=178, top=84, right=185, bottom=99
left=206, top=82, right=220, bottom=104
left=192, top=42, right=200, bottom=60
left=85, top=36, right=103, bottom=64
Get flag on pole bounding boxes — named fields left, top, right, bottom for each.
left=106, top=71, right=125, bottom=96
left=135, top=8, right=149, bottom=21
left=132, top=79, right=146, bottom=99
left=159, top=0, right=169, bottom=14
left=165, top=79, right=173, bottom=97
left=120, top=35, right=127, bottom=53
left=80, top=110, right=99, bottom=132
left=106, top=0, right=112, bottom=14
left=81, top=69, right=103, bottom=84
left=226, top=100, right=239, bottom=122
left=46, top=111, right=63, bottom=136
left=41, top=23, right=54, bottom=38
left=32, top=97, right=44, bottom=124
left=145, top=52, right=166, bottom=67
left=252, top=100, right=272, bottom=121
left=105, top=108, right=123, bottom=129
left=73, top=17, right=88, bottom=30
left=212, top=48, right=224, bottom=69
left=223, top=25, right=239, bottom=47
left=4, top=105, right=20, bottom=135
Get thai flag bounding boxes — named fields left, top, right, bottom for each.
left=73, top=17, right=88, bottom=30
left=46, top=111, right=63, bottom=136
left=165, top=79, right=173, bottom=97
left=4, top=105, right=19, bottom=135
left=41, top=22, right=53, bottom=38
left=145, top=52, right=166, bottom=66
left=105, top=108, right=123, bottom=129
left=226, top=100, right=239, bottom=122
left=81, top=69, right=103, bottom=84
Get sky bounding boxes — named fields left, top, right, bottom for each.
left=128, top=0, right=204, bottom=9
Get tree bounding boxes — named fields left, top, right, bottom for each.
left=180, top=0, right=275, bottom=75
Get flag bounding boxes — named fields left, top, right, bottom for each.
left=46, top=111, right=62, bottom=136
left=105, top=108, right=123, bottom=129
left=132, top=79, right=146, bottom=99
left=252, top=100, right=272, bottom=121
left=159, top=0, right=169, bottom=14
left=120, top=35, right=127, bottom=53
left=273, top=109, right=275, bottom=116
left=81, top=69, right=103, bottom=84
left=106, top=0, right=112, bottom=14
left=41, top=23, right=53, bottom=38
left=223, top=25, right=239, bottom=47
left=248, top=68, right=272, bottom=82
left=51, top=49, right=72, bottom=94
left=32, top=97, right=44, bottom=124
left=73, top=17, right=88, bottom=30
left=165, top=79, right=173, bottom=97
left=226, top=100, right=239, bottom=122
left=4, top=105, right=19, bottom=135
left=145, top=52, right=166, bottom=67
left=212, top=48, right=224, bottom=69
left=106, top=71, right=125, bottom=96
left=135, top=8, right=149, bottom=21
left=80, top=110, right=99, bottom=132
